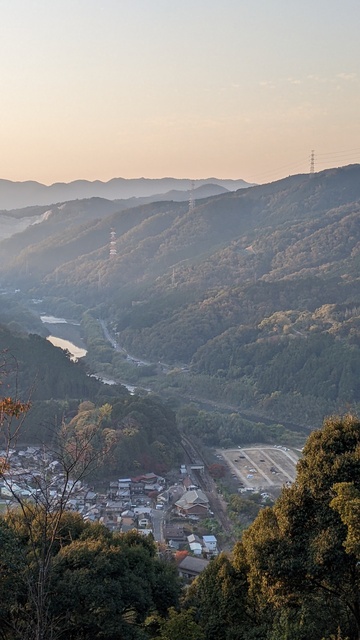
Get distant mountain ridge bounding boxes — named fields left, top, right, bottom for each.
left=0, top=176, right=253, bottom=210
left=0, top=184, right=230, bottom=242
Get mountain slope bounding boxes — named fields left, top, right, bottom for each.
left=0, top=165, right=359, bottom=425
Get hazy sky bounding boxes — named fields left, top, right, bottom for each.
left=1, top=0, right=360, bottom=184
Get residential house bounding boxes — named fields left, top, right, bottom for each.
left=118, top=479, right=131, bottom=501
left=175, top=489, right=209, bottom=518
left=203, top=535, right=218, bottom=556
left=178, top=556, right=210, bottom=582
left=164, top=525, right=187, bottom=550
left=187, top=534, right=203, bottom=556
left=120, top=511, right=136, bottom=533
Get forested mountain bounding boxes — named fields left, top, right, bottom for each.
left=0, top=323, right=180, bottom=473
left=0, top=164, right=359, bottom=426
left=0, top=324, right=103, bottom=403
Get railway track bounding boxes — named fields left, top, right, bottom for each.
left=181, top=435, right=235, bottom=544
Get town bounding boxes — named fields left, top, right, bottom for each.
left=0, top=445, right=219, bottom=582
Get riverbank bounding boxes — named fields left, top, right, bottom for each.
left=40, top=314, right=140, bottom=394
left=41, top=315, right=87, bottom=350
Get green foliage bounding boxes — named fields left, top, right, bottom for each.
left=330, top=483, right=360, bottom=558
left=0, top=295, right=48, bottom=336
left=0, top=519, right=26, bottom=622
left=184, top=414, right=360, bottom=640
left=153, top=607, right=205, bottom=640
left=228, top=493, right=262, bottom=526
left=0, top=324, right=106, bottom=403
left=0, top=511, right=181, bottom=640
left=241, top=413, right=360, bottom=639
left=184, top=552, right=251, bottom=640
left=60, top=394, right=181, bottom=478
left=177, top=404, right=300, bottom=447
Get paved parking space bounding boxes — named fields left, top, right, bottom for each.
left=219, top=445, right=300, bottom=493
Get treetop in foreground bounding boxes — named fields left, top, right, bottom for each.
left=188, top=414, right=360, bottom=640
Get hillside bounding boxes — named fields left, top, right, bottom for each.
left=0, top=164, right=359, bottom=427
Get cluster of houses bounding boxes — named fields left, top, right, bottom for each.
left=0, top=449, right=217, bottom=554
left=164, top=524, right=218, bottom=555
left=0, top=448, right=165, bottom=536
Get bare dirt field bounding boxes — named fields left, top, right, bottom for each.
left=217, top=445, right=301, bottom=496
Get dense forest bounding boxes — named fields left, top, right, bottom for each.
left=0, top=324, right=106, bottom=417
left=0, top=165, right=359, bottom=427
left=1, top=411, right=359, bottom=639
left=61, top=396, right=181, bottom=478
left=0, top=325, right=180, bottom=475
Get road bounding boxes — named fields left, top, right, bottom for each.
left=151, top=508, right=164, bottom=542
left=99, top=320, right=310, bottom=435
left=99, top=320, right=151, bottom=367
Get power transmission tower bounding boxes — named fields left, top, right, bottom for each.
left=310, top=150, right=315, bottom=176
left=110, top=228, right=117, bottom=258
left=188, top=181, right=195, bottom=213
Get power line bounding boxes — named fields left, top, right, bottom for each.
left=250, top=146, right=360, bottom=184
left=316, top=147, right=360, bottom=157
left=251, top=158, right=309, bottom=182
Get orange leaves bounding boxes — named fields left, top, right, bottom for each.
left=0, top=456, right=10, bottom=474
left=0, top=397, right=31, bottom=422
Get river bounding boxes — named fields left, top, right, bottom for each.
left=46, top=336, right=87, bottom=361
left=40, top=315, right=137, bottom=393
left=41, top=315, right=87, bottom=362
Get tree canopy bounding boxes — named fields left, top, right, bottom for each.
left=186, top=414, right=360, bottom=640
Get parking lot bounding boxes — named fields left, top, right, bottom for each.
left=217, top=445, right=300, bottom=494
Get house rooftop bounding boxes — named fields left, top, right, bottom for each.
left=178, top=556, right=210, bottom=575
left=175, top=489, right=209, bottom=508
left=203, top=535, right=217, bottom=543
left=164, top=525, right=186, bottom=541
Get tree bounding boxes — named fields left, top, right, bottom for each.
left=208, top=463, right=226, bottom=479
left=0, top=518, right=27, bottom=634
left=0, top=514, right=181, bottom=640
left=0, top=392, right=112, bottom=640
left=153, top=607, right=205, bottom=640
left=184, top=552, right=252, bottom=640
left=242, top=414, right=360, bottom=640
left=50, top=529, right=180, bottom=639
left=330, top=483, right=360, bottom=559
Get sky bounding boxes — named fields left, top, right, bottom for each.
left=1, top=0, right=360, bottom=185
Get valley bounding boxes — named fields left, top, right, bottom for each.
left=0, top=168, right=358, bottom=639
left=2, top=3, right=360, bottom=636
left=1, top=165, right=358, bottom=456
